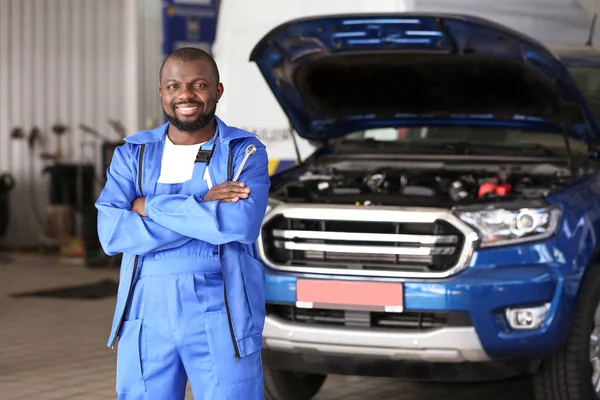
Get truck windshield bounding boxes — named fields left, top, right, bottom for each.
left=341, top=126, right=588, bottom=156
left=568, top=66, right=600, bottom=124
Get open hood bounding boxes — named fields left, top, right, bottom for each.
left=250, top=13, right=594, bottom=143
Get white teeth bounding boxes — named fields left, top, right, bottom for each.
left=178, top=106, right=197, bottom=111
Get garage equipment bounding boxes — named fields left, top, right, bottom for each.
left=0, top=173, right=16, bottom=265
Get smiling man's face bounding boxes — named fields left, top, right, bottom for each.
left=159, top=58, right=223, bottom=133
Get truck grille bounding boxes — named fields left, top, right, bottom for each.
left=258, top=204, right=478, bottom=278
left=267, top=304, right=472, bottom=331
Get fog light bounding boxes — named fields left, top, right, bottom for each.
left=505, top=303, right=550, bottom=330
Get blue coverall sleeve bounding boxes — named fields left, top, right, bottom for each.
left=145, top=141, right=270, bottom=245
left=95, top=144, right=193, bottom=256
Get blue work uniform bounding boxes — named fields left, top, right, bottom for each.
left=95, top=116, right=270, bottom=399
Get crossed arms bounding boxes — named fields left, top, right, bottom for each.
left=95, top=141, right=270, bottom=256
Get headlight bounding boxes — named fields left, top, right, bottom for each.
left=455, top=204, right=562, bottom=248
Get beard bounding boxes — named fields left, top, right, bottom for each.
left=164, top=101, right=217, bottom=132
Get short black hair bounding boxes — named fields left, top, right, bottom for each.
left=159, top=47, right=220, bottom=83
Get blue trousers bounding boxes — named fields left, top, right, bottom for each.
left=115, top=258, right=264, bottom=400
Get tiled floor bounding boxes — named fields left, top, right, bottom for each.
left=0, top=253, right=535, bottom=400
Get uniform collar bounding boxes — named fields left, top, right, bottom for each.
left=124, top=115, right=255, bottom=145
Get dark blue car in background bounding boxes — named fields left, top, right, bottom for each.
left=248, top=13, right=600, bottom=400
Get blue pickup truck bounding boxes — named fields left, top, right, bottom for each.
left=248, top=13, right=600, bottom=400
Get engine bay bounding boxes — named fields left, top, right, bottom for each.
left=270, top=160, right=574, bottom=208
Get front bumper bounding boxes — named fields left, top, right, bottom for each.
left=261, top=348, right=537, bottom=382
left=264, top=260, right=572, bottom=361
left=263, top=315, right=489, bottom=363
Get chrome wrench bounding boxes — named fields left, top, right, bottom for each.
left=232, top=144, right=257, bottom=182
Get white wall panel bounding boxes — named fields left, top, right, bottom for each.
left=0, top=1, right=10, bottom=174
left=578, top=0, right=600, bottom=20
left=413, top=0, right=595, bottom=46
left=0, top=0, right=136, bottom=247
left=138, top=0, right=164, bottom=131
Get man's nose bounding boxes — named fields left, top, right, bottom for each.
left=177, top=85, right=196, bottom=101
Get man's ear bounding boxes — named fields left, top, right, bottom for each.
left=158, top=85, right=163, bottom=97
left=216, top=82, right=224, bottom=103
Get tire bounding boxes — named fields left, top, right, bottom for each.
left=533, top=264, right=600, bottom=400
left=264, top=366, right=327, bottom=400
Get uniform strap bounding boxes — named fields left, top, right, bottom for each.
left=194, top=131, right=220, bottom=165
left=137, top=144, right=146, bottom=196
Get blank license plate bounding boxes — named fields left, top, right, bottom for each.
left=296, top=279, right=404, bottom=312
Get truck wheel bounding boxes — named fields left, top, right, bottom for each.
left=533, top=265, right=600, bottom=400
left=264, top=367, right=327, bottom=400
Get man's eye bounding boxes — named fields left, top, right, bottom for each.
left=168, top=85, right=177, bottom=89
left=195, top=84, right=207, bottom=89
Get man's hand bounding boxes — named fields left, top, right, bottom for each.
left=131, top=197, right=146, bottom=217
left=203, top=181, right=251, bottom=203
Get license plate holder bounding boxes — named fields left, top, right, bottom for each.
left=296, top=279, right=404, bottom=312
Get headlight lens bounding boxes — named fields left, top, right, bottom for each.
left=455, top=205, right=562, bottom=248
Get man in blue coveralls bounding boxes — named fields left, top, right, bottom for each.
left=95, top=47, right=270, bottom=399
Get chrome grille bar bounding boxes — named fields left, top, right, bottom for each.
left=279, top=206, right=438, bottom=223
left=303, top=251, right=429, bottom=264
left=275, top=241, right=456, bottom=256
left=272, top=229, right=459, bottom=244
